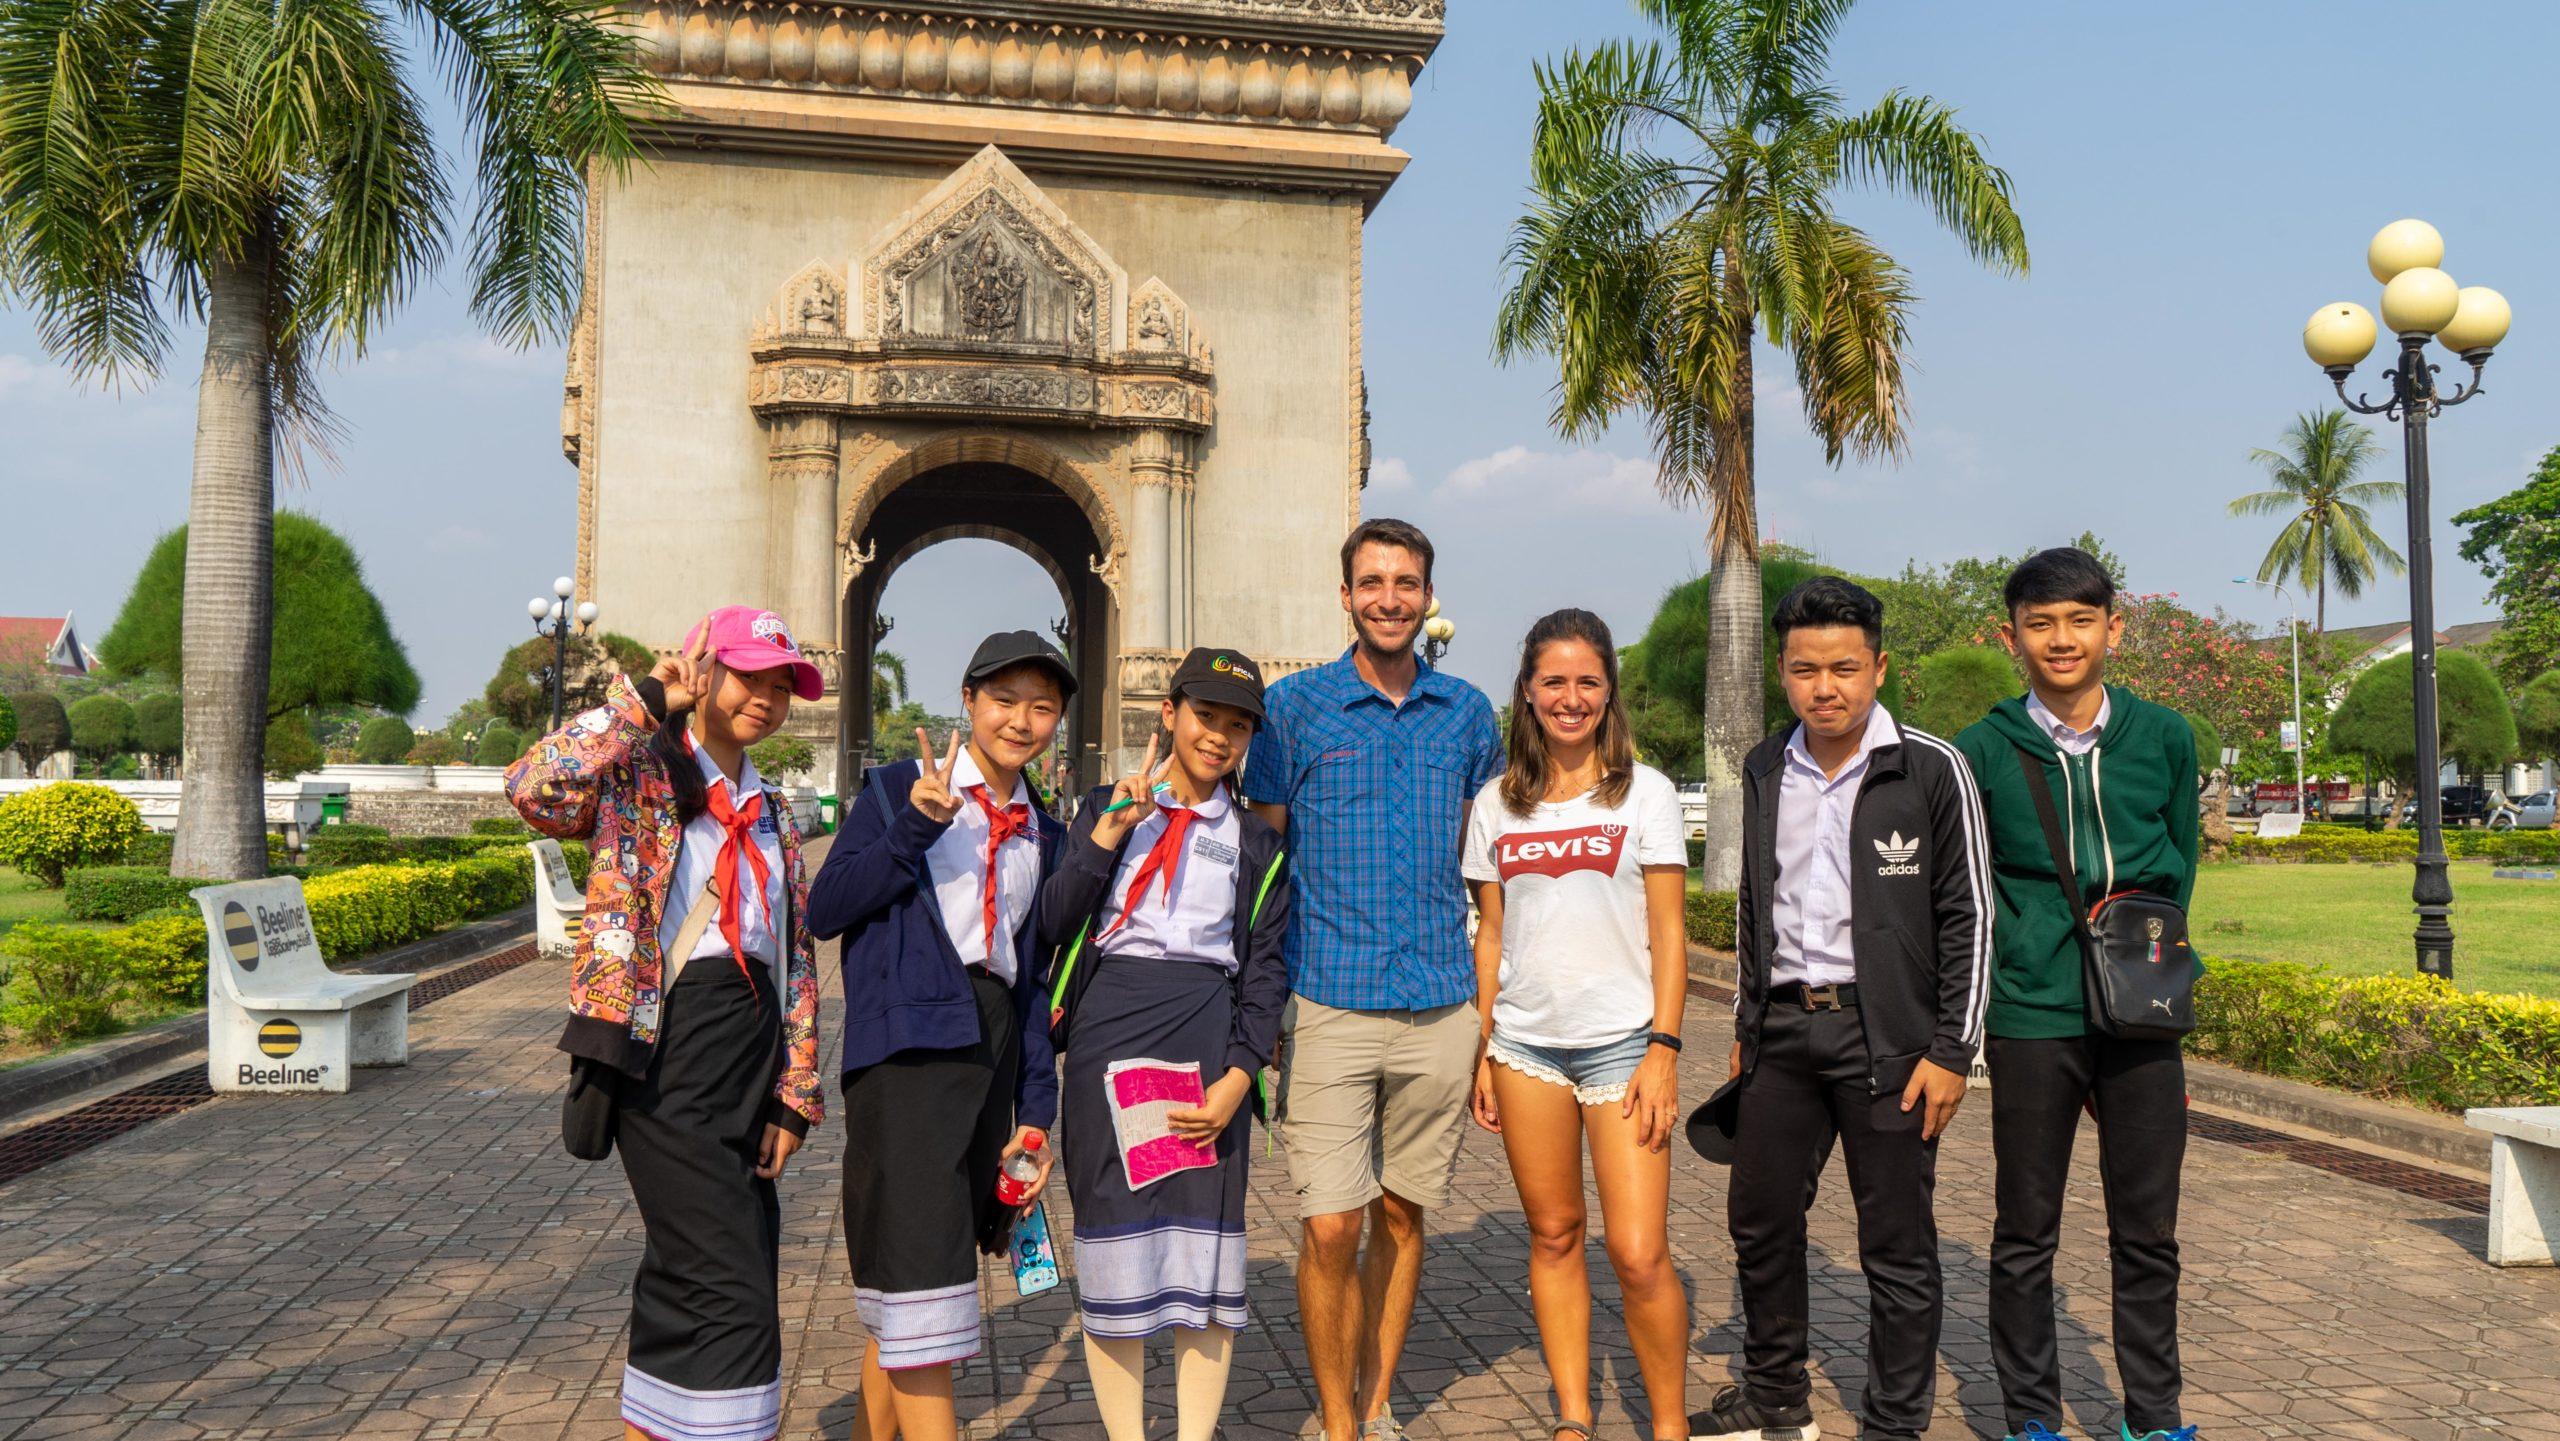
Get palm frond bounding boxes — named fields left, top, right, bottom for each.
left=1787, top=218, right=1911, bottom=464
left=1822, top=89, right=2028, bottom=274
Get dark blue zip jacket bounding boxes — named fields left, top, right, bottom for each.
left=805, top=758, right=1062, bottom=1131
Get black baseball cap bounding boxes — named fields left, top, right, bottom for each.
left=1168, top=646, right=1265, bottom=725
left=963, top=630, right=1078, bottom=701
left=1683, top=1074, right=1745, bottom=1166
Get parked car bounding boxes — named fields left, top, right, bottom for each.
left=2399, top=785, right=2504, bottom=828
left=2491, top=790, right=2556, bottom=831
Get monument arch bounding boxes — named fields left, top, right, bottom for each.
left=564, top=0, right=1444, bottom=792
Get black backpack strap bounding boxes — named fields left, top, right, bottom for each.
left=2012, top=744, right=2092, bottom=935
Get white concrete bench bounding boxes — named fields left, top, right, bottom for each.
left=2467, top=1106, right=2560, bottom=1266
left=528, top=838, right=585, bottom=955
left=191, top=877, right=415, bottom=1094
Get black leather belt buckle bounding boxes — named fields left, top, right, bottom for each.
left=1802, top=983, right=1842, bottom=1012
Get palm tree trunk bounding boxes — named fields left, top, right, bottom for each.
left=170, top=221, right=278, bottom=881
left=2315, top=573, right=2327, bottom=634
left=1698, top=308, right=1761, bottom=895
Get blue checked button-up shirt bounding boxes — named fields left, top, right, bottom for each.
left=1241, top=649, right=1503, bottom=1011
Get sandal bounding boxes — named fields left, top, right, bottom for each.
left=1553, top=1422, right=1595, bottom=1441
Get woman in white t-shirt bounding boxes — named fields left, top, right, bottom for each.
left=1463, top=608, right=1692, bottom=1441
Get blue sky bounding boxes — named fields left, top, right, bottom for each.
left=6, top=0, right=2555, bottom=724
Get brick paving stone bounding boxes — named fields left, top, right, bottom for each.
left=4, top=913, right=2557, bottom=1441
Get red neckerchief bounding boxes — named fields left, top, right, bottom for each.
left=965, top=783, right=1033, bottom=955
left=1100, top=791, right=1198, bottom=940
left=685, top=729, right=768, bottom=989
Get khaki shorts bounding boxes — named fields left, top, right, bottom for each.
left=1274, top=996, right=1479, bottom=1219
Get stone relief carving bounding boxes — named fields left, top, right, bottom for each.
left=954, top=233, right=1026, bottom=339
left=876, top=366, right=1090, bottom=411
left=878, top=187, right=1102, bottom=355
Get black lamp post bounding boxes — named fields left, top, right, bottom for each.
left=525, top=576, right=601, bottom=730
left=1421, top=598, right=1456, bottom=668
left=2302, top=219, right=2511, bottom=980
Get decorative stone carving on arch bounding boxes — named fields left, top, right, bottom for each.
left=770, top=260, right=847, bottom=338
left=748, top=145, right=1213, bottom=434
left=835, top=428, right=1128, bottom=605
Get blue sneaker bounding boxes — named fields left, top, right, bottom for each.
left=2120, top=1424, right=2197, bottom=1441
left=2005, top=1424, right=2072, bottom=1441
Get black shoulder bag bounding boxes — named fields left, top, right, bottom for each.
left=2012, top=746, right=2198, bottom=1041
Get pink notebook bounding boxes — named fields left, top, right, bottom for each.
left=1104, top=1058, right=1218, bottom=1191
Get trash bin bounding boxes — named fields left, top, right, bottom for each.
left=818, top=794, right=839, bottom=834
left=320, top=794, right=348, bottom=824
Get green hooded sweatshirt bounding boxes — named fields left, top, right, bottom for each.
left=1954, top=685, right=2200, bottom=1039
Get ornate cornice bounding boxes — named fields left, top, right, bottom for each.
left=631, top=5, right=1427, bottom=138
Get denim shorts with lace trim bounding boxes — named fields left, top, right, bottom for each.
left=1485, top=1026, right=1654, bottom=1106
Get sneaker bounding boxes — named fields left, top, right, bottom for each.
left=1689, top=1384, right=1819, bottom=1441
left=2006, top=1424, right=2073, bottom=1441
left=2119, top=1425, right=2197, bottom=1441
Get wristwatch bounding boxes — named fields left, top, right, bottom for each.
left=1647, top=1030, right=1684, bottom=1054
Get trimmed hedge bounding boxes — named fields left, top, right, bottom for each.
left=470, top=815, right=533, bottom=837
left=2229, top=829, right=2560, bottom=864
left=304, top=827, right=523, bottom=870
left=63, top=866, right=220, bottom=923
left=16, top=843, right=588, bottom=1009
left=2192, top=958, right=2560, bottom=1112
left=1686, top=889, right=1737, bottom=951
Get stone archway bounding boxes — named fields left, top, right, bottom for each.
left=839, top=451, right=1118, bottom=793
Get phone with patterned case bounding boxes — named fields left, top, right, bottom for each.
left=1011, top=1200, right=1061, bottom=1297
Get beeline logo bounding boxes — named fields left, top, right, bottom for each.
left=1495, top=824, right=1625, bottom=880
left=1873, top=831, right=1921, bottom=877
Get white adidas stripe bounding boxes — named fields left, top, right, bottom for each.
left=1898, top=727, right=1994, bottom=1048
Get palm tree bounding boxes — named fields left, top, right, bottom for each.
left=1, top=0, right=655, bottom=878
left=1494, top=0, right=2028, bottom=889
left=2231, top=409, right=2402, bottom=632
left=872, top=649, right=910, bottom=725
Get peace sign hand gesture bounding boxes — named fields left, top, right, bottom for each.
left=650, top=632, right=716, bottom=715
left=1092, top=733, right=1169, bottom=848
left=909, top=729, right=968, bottom=823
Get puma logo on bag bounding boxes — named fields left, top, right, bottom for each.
left=1872, top=831, right=1921, bottom=877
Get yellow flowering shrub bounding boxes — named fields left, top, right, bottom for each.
left=0, top=782, right=146, bottom=887
left=2192, top=959, right=2560, bottom=1111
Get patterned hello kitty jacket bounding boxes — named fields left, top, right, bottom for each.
left=504, top=673, right=824, bottom=1135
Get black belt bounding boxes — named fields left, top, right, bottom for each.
left=966, top=963, right=1000, bottom=983
left=1769, top=980, right=1860, bottom=1012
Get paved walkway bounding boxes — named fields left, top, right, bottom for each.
left=2, top=940, right=2554, bottom=1441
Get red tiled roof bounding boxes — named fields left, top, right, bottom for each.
left=0, top=616, right=68, bottom=669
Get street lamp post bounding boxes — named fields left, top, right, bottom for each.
left=2233, top=579, right=2305, bottom=816
left=2301, top=218, right=2511, bottom=979
left=1421, top=596, right=1456, bottom=667
left=525, top=576, right=602, bottom=730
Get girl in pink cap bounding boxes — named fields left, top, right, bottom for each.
left=504, top=604, right=827, bottom=1441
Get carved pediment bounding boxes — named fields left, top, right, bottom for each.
left=866, top=147, right=1124, bottom=357
left=750, top=146, right=1216, bottom=435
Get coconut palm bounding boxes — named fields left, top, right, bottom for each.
left=0, top=0, right=656, bottom=878
left=2231, top=409, right=2402, bottom=632
left=873, top=649, right=911, bottom=724
left=1494, top=0, right=2029, bottom=889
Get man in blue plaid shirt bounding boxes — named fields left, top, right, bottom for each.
left=1244, top=519, right=1502, bottom=1441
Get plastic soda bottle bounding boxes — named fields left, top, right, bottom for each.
left=994, top=1133, right=1045, bottom=1206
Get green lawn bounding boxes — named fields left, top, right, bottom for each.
left=0, top=866, right=71, bottom=940
left=2191, top=860, right=2560, bottom=1000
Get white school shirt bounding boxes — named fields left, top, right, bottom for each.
left=1460, top=765, right=1687, bottom=1048
left=923, top=749, right=1041, bottom=983
left=658, top=743, right=787, bottom=980
left=2026, top=688, right=2111, bottom=757
left=1770, top=706, right=1899, bottom=988
left=1094, top=784, right=1243, bottom=971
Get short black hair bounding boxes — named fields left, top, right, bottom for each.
left=1341, top=518, right=1435, bottom=587
left=2003, top=547, right=2116, bottom=615
left=1772, top=576, right=1884, bottom=654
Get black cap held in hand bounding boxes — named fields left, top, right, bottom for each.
left=1167, top=646, right=1266, bottom=725
left=1684, top=1074, right=1746, bottom=1166
left=964, top=631, right=1078, bottom=701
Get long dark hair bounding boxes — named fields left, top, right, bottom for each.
left=1499, top=608, right=1635, bottom=818
left=650, top=709, right=710, bottom=827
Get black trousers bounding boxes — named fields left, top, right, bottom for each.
left=1985, top=1034, right=2185, bottom=1435
left=1727, top=1003, right=1940, bottom=1440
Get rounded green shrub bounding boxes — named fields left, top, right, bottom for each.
left=0, top=782, right=146, bottom=887
left=356, top=716, right=417, bottom=765
left=475, top=725, right=524, bottom=767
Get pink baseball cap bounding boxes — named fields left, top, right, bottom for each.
left=684, top=605, right=825, bottom=701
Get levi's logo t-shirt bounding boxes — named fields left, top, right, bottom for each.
left=1461, top=765, right=1688, bottom=1048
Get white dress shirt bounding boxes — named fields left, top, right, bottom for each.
left=2026, top=688, right=2110, bottom=756
left=1771, top=706, right=1901, bottom=988
left=923, top=748, right=1041, bottom=982
left=1096, top=783, right=1243, bottom=971
left=659, top=743, right=787, bottom=981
